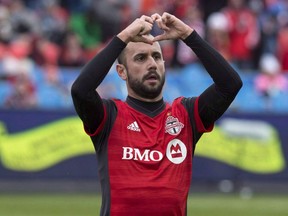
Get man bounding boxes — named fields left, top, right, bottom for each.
left=71, top=12, right=242, bottom=216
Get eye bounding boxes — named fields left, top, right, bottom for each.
left=153, top=53, right=162, bottom=61
left=135, top=54, right=146, bottom=62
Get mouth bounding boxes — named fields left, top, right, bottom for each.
left=144, top=71, right=160, bottom=82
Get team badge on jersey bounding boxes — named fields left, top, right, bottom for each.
left=165, top=116, right=184, bottom=135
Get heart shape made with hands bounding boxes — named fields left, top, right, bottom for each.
left=135, top=12, right=188, bottom=44
left=122, top=12, right=190, bottom=45
left=143, top=13, right=172, bottom=42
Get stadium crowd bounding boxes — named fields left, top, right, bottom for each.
left=0, top=0, right=287, bottom=109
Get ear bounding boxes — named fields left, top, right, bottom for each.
left=116, top=64, right=127, bottom=80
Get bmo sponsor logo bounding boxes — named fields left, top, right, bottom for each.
left=166, top=139, right=187, bottom=164
left=122, top=139, right=187, bottom=164
left=122, top=147, right=163, bottom=162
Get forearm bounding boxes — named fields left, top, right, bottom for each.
left=183, top=31, right=243, bottom=99
left=183, top=31, right=243, bottom=127
left=71, top=13, right=155, bottom=131
left=72, top=37, right=127, bottom=96
left=71, top=36, right=126, bottom=131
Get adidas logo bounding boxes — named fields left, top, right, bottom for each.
left=127, top=121, right=141, bottom=132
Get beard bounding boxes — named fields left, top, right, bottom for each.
left=127, top=70, right=165, bottom=99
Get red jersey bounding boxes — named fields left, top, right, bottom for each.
left=72, top=30, right=242, bottom=216
left=87, top=97, right=212, bottom=216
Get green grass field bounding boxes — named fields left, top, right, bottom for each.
left=0, top=193, right=288, bottom=216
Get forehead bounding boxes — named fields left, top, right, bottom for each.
left=125, top=41, right=162, bottom=57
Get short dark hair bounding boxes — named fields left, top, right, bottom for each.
left=117, top=49, right=127, bottom=65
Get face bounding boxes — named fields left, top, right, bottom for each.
left=119, top=41, right=165, bottom=101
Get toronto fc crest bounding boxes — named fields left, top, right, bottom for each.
left=165, top=116, right=184, bottom=135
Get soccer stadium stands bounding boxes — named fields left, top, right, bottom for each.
left=0, top=63, right=287, bottom=113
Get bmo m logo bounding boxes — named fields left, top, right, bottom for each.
left=122, top=147, right=163, bottom=162
left=166, top=139, right=187, bottom=164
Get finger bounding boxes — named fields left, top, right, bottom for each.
left=135, top=35, right=154, bottom=45
left=153, top=33, right=168, bottom=42
left=142, top=35, right=154, bottom=45
left=161, top=12, right=173, bottom=24
left=151, top=13, right=161, bottom=21
left=140, top=15, right=154, bottom=24
left=139, top=23, right=153, bottom=35
left=155, top=19, right=170, bottom=31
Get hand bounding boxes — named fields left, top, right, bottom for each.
left=151, top=12, right=193, bottom=41
left=117, top=15, right=155, bottom=45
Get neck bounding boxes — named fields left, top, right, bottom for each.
left=128, top=92, right=163, bottom=102
left=126, top=96, right=165, bottom=116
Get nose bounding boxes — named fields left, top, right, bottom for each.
left=147, top=56, right=157, bottom=69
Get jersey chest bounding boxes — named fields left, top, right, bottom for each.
left=107, top=103, right=193, bottom=166
left=105, top=101, right=194, bottom=215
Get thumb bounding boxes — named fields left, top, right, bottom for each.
left=153, top=33, right=168, bottom=42
left=134, top=35, right=154, bottom=45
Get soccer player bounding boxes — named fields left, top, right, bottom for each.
left=71, top=12, right=242, bottom=216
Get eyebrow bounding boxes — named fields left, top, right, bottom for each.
left=134, top=51, right=162, bottom=57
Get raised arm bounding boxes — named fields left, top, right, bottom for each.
left=71, top=15, right=156, bottom=133
left=152, top=12, right=243, bottom=127
left=183, top=31, right=243, bottom=127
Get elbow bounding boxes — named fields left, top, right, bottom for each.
left=234, top=78, right=243, bottom=94
left=71, top=81, right=78, bottom=99
left=71, top=78, right=98, bottom=102
left=228, top=80, right=243, bottom=99
left=71, top=79, right=82, bottom=100
left=220, top=77, right=243, bottom=100
left=229, top=71, right=243, bottom=95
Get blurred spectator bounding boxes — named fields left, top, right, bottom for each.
left=58, top=31, right=86, bottom=67
left=2, top=34, right=33, bottom=77
left=31, top=37, right=60, bottom=84
left=206, top=12, right=231, bottom=61
left=8, top=0, right=41, bottom=38
left=169, top=0, right=197, bottom=18
left=254, top=53, right=288, bottom=109
left=126, top=0, right=141, bottom=18
left=69, top=9, right=103, bottom=60
left=4, top=72, right=37, bottom=108
left=222, top=0, right=260, bottom=70
left=256, top=1, right=278, bottom=53
left=167, top=0, right=201, bottom=68
left=59, top=0, right=92, bottom=13
left=92, top=0, right=133, bottom=42
left=250, top=0, right=282, bottom=68
left=37, top=0, right=69, bottom=44
left=175, top=5, right=205, bottom=66
left=1, top=34, right=37, bottom=108
left=199, top=0, right=227, bottom=22
left=140, top=0, right=167, bottom=16
left=0, top=0, right=288, bottom=110
left=0, top=5, right=13, bottom=43
left=277, top=12, right=288, bottom=71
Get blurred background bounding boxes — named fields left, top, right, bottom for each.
left=0, top=0, right=288, bottom=215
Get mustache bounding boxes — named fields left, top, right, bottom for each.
left=143, top=70, right=161, bottom=80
